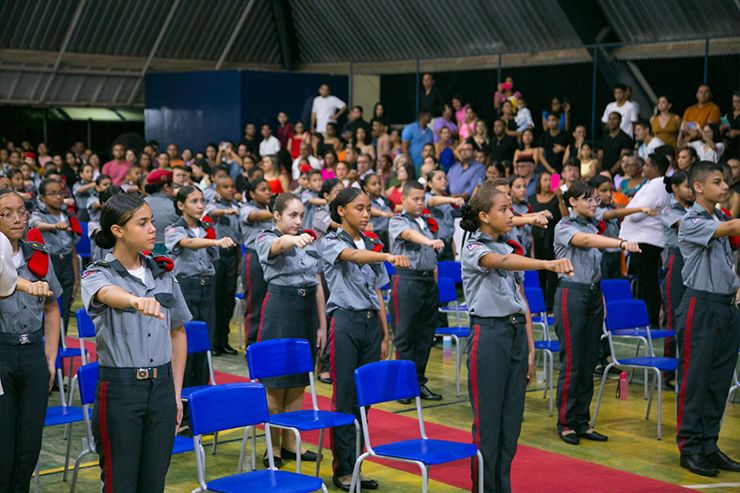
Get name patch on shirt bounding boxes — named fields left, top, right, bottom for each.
left=466, top=243, right=483, bottom=251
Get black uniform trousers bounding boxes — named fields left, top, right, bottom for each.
left=630, top=244, right=663, bottom=327
left=51, top=253, right=75, bottom=335
left=0, top=341, right=49, bottom=493
left=554, top=282, right=604, bottom=433
left=242, top=249, right=267, bottom=346
left=213, top=248, right=240, bottom=349
left=663, top=250, right=684, bottom=381
left=178, top=275, right=216, bottom=390
left=330, top=309, right=381, bottom=478
left=390, top=271, right=439, bottom=386
left=675, top=289, right=740, bottom=456
left=468, top=315, right=527, bottom=493
left=93, top=365, right=176, bottom=493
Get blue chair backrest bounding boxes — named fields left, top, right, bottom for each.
left=77, top=362, right=99, bottom=406
left=524, top=270, right=539, bottom=288
left=185, top=321, right=211, bottom=354
left=354, top=360, right=418, bottom=406
left=600, top=279, right=632, bottom=302
left=438, top=261, right=462, bottom=284
left=437, top=276, right=457, bottom=304
left=76, top=221, right=90, bottom=256
left=384, top=261, right=396, bottom=277
left=188, top=383, right=268, bottom=436
left=246, top=338, right=313, bottom=379
left=75, top=308, right=96, bottom=338
left=605, top=299, right=650, bottom=331
left=524, top=287, right=546, bottom=314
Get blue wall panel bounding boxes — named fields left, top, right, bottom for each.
left=145, top=70, right=348, bottom=152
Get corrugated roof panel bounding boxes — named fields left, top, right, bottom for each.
left=225, top=0, right=282, bottom=64
left=0, top=0, right=76, bottom=51
left=598, top=0, right=740, bottom=43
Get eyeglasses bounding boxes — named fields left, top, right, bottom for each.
left=0, top=209, right=30, bottom=222
left=582, top=197, right=602, bottom=206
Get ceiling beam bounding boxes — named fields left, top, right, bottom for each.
left=215, top=0, right=256, bottom=70
left=271, top=0, right=299, bottom=70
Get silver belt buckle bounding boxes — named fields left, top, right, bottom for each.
left=297, top=288, right=306, bottom=297
left=19, top=334, right=30, bottom=345
left=366, top=311, right=372, bottom=319
left=136, top=368, right=150, bottom=380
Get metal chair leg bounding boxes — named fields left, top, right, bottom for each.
left=591, top=363, right=613, bottom=427
left=315, top=428, right=325, bottom=477
left=656, top=369, right=663, bottom=440
left=453, top=335, right=461, bottom=397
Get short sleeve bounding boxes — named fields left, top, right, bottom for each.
left=594, top=207, right=606, bottom=221
left=462, top=241, right=492, bottom=273
left=81, top=265, right=115, bottom=314
left=678, top=215, right=718, bottom=247
left=164, top=225, right=188, bottom=254
left=554, top=220, right=580, bottom=248
left=169, top=276, right=193, bottom=330
left=44, top=261, right=63, bottom=302
left=388, top=215, right=410, bottom=244
left=661, top=208, right=684, bottom=230
left=374, top=267, right=389, bottom=289
left=401, top=125, right=412, bottom=142
left=29, top=211, right=43, bottom=228
left=255, top=231, right=278, bottom=264
left=601, top=104, right=610, bottom=123
left=301, top=190, right=313, bottom=204
left=239, top=204, right=257, bottom=226
left=318, top=235, right=346, bottom=266
left=313, top=210, right=332, bottom=234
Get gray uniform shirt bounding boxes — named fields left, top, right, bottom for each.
left=388, top=213, right=437, bottom=271
left=86, top=194, right=102, bottom=224
left=461, top=231, right=527, bottom=317
left=301, top=190, right=322, bottom=236
left=511, top=202, right=532, bottom=255
left=312, top=206, right=332, bottom=237
left=255, top=229, right=319, bottom=286
left=204, top=198, right=242, bottom=244
left=81, top=253, right=192, bottom=368
left=595, top=205, right=620, bottom=253
left=678, top=203, right=740, bottom=294
left=239, top=201, right=273, bottom=248
left=662, top=200, right=688, bottom=251
left=554, top=212, right=602, bottom=283
left=165, top=218, right=219, bottom=277
left=0, top=241, right=63, bottom=335
left=73, top=181, right=95, bottom=215
left=144, top=192, right=179, bottom=245
left=29, top=210, right=79, bottom=256
left=426, top=192, right=456, bottom=240
left=319, top=229, right=389, bottom=313
left=370, top=195, right=393, bottom=234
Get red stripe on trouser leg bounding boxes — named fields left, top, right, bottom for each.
left=469, top=325, right=480, bottom=493
left=558, top=288, right=573, bottom=427
left=244, top=253, right=252, bottom=337
left=665, top=255, right=674, bottom=330
left=328, top=317, right=339, bottom=472
left=676, top=296, right=696, bottom=452
left=99, top=381, right=113, bottom=493
left=256, top=293, right=270, bottom=342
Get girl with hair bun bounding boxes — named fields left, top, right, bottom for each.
left=318, top=188, right=409, bottom=491
left=80, top=193, right=192, bottom=492
left=460, top=185, right=573, bottom=493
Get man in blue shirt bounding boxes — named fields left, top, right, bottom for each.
left=402, top=112, right=434, bottom=173
left=448, top=141, right=486, bottom=200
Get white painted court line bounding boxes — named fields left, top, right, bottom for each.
left=682, top=483, right=740, bottom=489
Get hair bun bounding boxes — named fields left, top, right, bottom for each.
left=93, top=230, right=116, bottom=250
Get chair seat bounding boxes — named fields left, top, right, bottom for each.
left=439, top=305, right=467, bottom=313
left=45, top=405, right=89, bottom=426
left=270, top=410, right=356, bottom=431
left=532, top=315, right=554, bottom=326
left=534, top=340, right=560, bottom=352
left=207, top=469, right=324, bottom=493
left=235, top=293, right=245, bottom=300
left=434, top=327, right=470, bottom=338
left=172, top=435, right=194, bottom=455
left=615, top=357, right=678, bottom=371
left=58, top=347, right=84, bottom=358
left=611, top=329, right=675, bottom=339
left=372, top=438, right=478, bottom=465
left=182, top=384, right=213, bottom=400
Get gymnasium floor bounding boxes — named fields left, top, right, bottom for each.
left=37, top=312, right=740, bottom=492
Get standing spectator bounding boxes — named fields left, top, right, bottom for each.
left=419, top=73, right=444, bottom=117
left=433, top=103, right=459, bottom=143
left=402, top=112, right=434, bottom=173
left=514, top=128, right=543, bottom=172
left=372, top=119, right=391, bottom=158
left=259, top=124, right=281, bottom=157
left=541, top=95, right=571, bottom=132
left=447, top=141, right=486, bottom=200
left=539, top=113, right=569, bottom=173
left=601, top=83, right=639, bottom=137
left=458, top=106, right=476, bottom=141
left=276, top=111, right=295, bottom=149
left=240, top=123, right=260, bottom=157
left=598, top=112, right=634, bottom=175
left=723, top=89, right=740, bottom=160
left=101, top=143, right=132, bottom=186
left=489, top=119, right=517, bottom=164
left=650, top=95, right=681, bottom=149
left=619, top=155, right=672, bottom=327
left=635, top=121, right=666, bottom=159
left=451, top=95, right=468, bottom=128
left=682, top=84, right=721, bottom=129
left=311, top=83, right=347, bottom=134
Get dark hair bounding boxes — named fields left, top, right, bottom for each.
left=329, top=188, right=364, bottom=224
left=459, top=186, right=507, bottom=232
left=273, top=192, right=301, bottom=214
left=398, top=162, right=416, bottom=181
left=653, top=144, right=675, bottom=159
left=95, top=173, right=112, bottom=185
left=402, top=180, right=424, bottom=197
left=659, top=95, right=674, bottom=105
left=705, top=123, right=721, bottom=143
left=99, top=185, right=124, bottom=204
left=247, top=177, right=268, bottom=199
left=534, top=170, right=551, bottom=194
left=614, top=83, right=627, bottom=91
left=321, top=178, right=342, bottom=200
left=507, top=174, right=525, bottom=187
left=174, top=185, right=203, bottom=216
left=563, top=158, right=580, bottom=170
left=688, top=161, right=724, bottom=189
left=609, top=111, right=622, bottom=122
left=634, top=120, right=651, bottom=131
left=360, top=173, right=380, bottom=192
left=648, top=155, right=670, bottom=176
left=663, top=170, right=688, bottom=194
left=39, top=178, right=62, bottom=196
left=679, top=145, right=698, bottom=160
left=96, top=194, right=147, bottom=249
left=563, top=180, right=594, bottom=205
left=589, top=175, right=611, bottom=189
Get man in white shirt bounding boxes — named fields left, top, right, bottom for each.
left=601, top=83, right=639, bottom=138
left=258, top=124, right=281, bottom=157
left=291, top=142, right=320, bottom=180
left=619, top=155, right=671, bottom=327
left=311, top=84, right=347, bottom=134
left=634, top=121, right=665, bottom=160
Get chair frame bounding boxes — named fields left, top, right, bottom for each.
left=435, top=276, right=469, bottom=397
left=526, top=287, right=557, bottom=417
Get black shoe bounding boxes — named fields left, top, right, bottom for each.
left=361, top=478, right=379, bottom=490
left=397, top=398, right=413, bottom=405
left=559, top=430, right=579, bottom=445
left=280, top=447, right=318, bottom=462
left=212, top=346, right=224, bottom=357
left=222, top=344, right=238, bottom=355
left=332, top=475, right=351, bottom=492
left=318, top=373, right=332, bottom=385
left=578, top=430, right=608, bottom=442
left=263, top=451, right=283, bottom=469
left=681, top=454, right=719, bottom=477
left=706, top=450, right=740, bottom=472
left=419, top=385, right=443, bottom=401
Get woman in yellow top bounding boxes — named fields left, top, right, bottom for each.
left=650, top=96, right=681, bottom=148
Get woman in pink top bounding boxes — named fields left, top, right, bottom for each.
left=452, top=95, right=469, bottom=128
left=458, top=106, right=476, bottom=141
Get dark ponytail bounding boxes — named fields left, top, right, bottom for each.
left=459, top=186, right=505, bottom=232
left=96, top=194, right=146, bottom=249
left=173, top=185, right=202, bottom=215
left=664, top=170, right=688, bottom=194
left=329, top=188, right=363, bottom=224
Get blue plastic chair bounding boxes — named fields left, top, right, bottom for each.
left=188, top=383, right=327, bottom=492
left=438, top=261, right=462, bottom=284
left=75, top=308, right=97, bottom=366
left=591, top=301, right=678, bottom=440
left=352, top=360, right=483, bottom=492
left=524, top=287, right=558, bottom=416
left=434, top=276, right=469, bottom=397
left=523, top=270, right=539, bottom=288
left=76, top=221, right=91, bottom=260
left=384, top=261, right=396, bottom=277
left=234, top=292, right=246, bottom=348
left=182, top=321, right=217, bottom=399
left=246, top=338, right=359, bottom=476
left=600, top=278, right=633, bottom=302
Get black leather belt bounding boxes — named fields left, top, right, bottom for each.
left=99, top=363, right=172, bottom=381
left=0, top=331, right=43, bottom=345
left=268, top=284, right=316, bottom=297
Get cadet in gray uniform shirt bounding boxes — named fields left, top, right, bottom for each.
left=674, top=162, right=740, bottom=477
left=143, top=169, right=179, bottom=254
left=80, top=193, right=191, bottom=493
left=425, top=170, right=465, bottom=260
